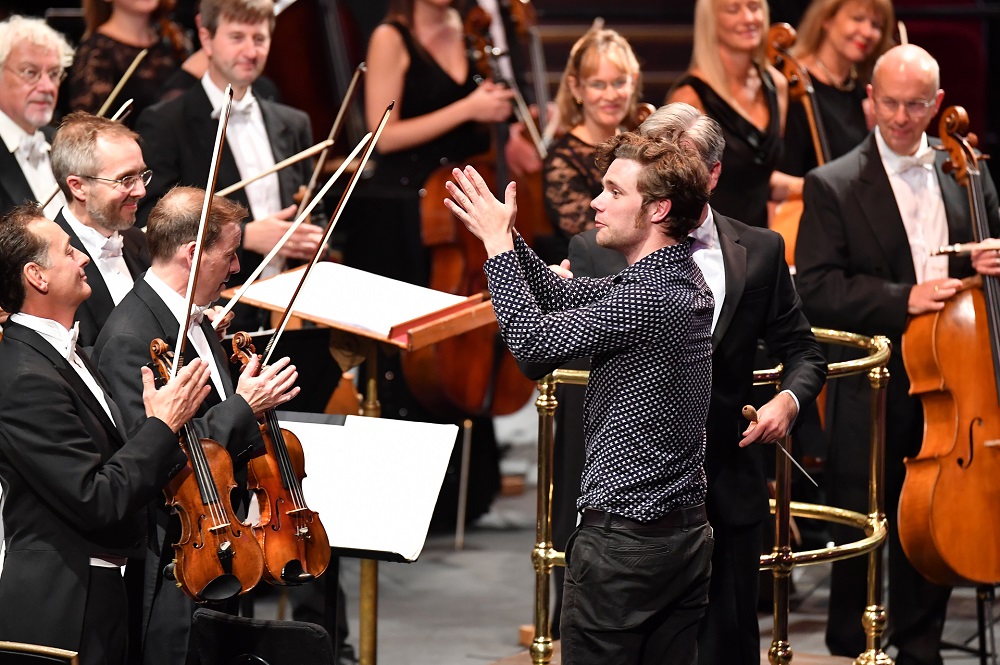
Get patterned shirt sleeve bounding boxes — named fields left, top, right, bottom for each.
left=485, top=237, right=676, bottom=365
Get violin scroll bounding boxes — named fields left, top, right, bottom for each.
left=230, top=331, right=259, bottom=370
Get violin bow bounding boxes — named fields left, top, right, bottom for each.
left=171, top=85, right=234, bottom=378
left=261, top=101, right=395, bottom=366
left=96, top=48, right=148, bottom=118
left=211, top=131, right=373, bottom=329
left=296, top=62, right=367, bottom=216
left=215, top=138, right=334, bottom=197
left=38, top=96, right=138, bottom=210
left=110, top=98, right=134, bottom=123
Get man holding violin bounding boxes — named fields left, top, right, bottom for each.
left=0, top=203, right=212, bottom=665
left=92, top=186, right=301, bottom=665
left=795, top=44, right=1000, bottom=664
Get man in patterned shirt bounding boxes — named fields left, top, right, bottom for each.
left=445, top=131, right=714, bottom=664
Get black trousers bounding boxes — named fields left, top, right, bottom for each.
left=79, top=566, right=128, bottom=665
left=560, top=519, right=714, bottom=665
left=697, top=521, right=764, bottom=665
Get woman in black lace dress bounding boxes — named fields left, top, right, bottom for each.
left=68, top=0, right=189, bottom=122
left=779, top=0, right=894, bottom=176
left=543, top=27, right=640, bottom=257
left=668, top=0, right=797, bottom=229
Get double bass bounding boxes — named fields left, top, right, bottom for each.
left=899, top=106, right=1000, bottom=586
left=401, top=6, right=543, bottom=418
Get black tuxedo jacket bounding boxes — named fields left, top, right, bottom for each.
left=0, top=126, right=55, bottom=217
left=135, top=85, right=315, bottom=295
left=92, top=277, right=262, bottom=461
left=92, top=277, right=263, bottom=659
left=559, top=213, right=826, bottom=526
left=795, top=133, right=1000, bottom=476
left=54, top=210, right=151, bottom=349
left=0, top=322, right=186, bottom=653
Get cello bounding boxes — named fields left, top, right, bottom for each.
left=765, top=22, right=830, bottom=266
left=898, top=106, right=1000, bottom=586
left=401, top=7, right=541, bottom=418
left=150, top=340, right=265, bottom=601
left=231, top=332, right=330, bottom=585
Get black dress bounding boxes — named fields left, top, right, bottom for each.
left=343, top=19, right=490, bottom=287
left=341, top=20, right=498, bottom=528
left=543, top=132, right=602, bottom=242
left=674, top=73, right=782, bottom=229
left=780, top=77, right=868, bottom=177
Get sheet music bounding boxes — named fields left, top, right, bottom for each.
left=282, top=416, right=458, bottom=562
left=236, top=262, right=466, bottom=338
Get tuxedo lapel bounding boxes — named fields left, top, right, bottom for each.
left=851, top=136, right=918, bottom=283
left=200, top=318, right=234, bottom=398
left=0, top=146, right=36, bottom=207
left=4, top=323, right=124, bottom=452
left=184, top=88, right=243, bottom=202
left=713, top=212, right=746, bottom=350
left=54, top=212, right=116, bottom=328
left=121, top=227, right=150, bottom=280
left=259, top=100, right=299, bottom=206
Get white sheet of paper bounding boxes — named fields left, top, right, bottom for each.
left=282, top=416, right=458, bottom=562
left=236, top=262, right=466, bottom=338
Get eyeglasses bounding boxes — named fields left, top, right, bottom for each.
left=873, top=96, right=936, bottom=117
left=78, top=169, right=153, bottom=192
left=582, top=77, right=632, bottom=93
left=4, top=65, right=66, bottom=86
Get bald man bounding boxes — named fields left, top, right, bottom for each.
left=795, top=44, right=1000, bottom=664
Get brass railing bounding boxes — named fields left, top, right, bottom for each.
left=529, top=329, right=892, bottom=665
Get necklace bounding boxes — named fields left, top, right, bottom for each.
left=813, top=57, right=857, bottom=92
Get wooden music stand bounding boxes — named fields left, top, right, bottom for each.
left=222, top=261, right=500, bottom=665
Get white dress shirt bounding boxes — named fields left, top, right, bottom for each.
left=144, top=270, right=228, bottom=400
left=0, top=109, right=67, bottom=219
left=690, top=208, right=725, bottom=334
left=202, top=75, right=285, bottom=277
left=875, top=127, right=949, bottom=283
left=61, top=206, right=135, bottom=305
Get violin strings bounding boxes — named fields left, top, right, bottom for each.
left=265, top=409, right=308, bottom=512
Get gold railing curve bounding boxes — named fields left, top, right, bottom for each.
left=528, top=328, right=892, bottom=665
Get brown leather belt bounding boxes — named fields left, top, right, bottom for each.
left=581, top=503, right=707, bottom=530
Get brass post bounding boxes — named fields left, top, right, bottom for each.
left=856, top=338, right=892, bottom=665
left=530, top=375, right=558, bottom=665
left=768, top=422, right=794, bottom=665
left=359, top=351, right=381, bottom=665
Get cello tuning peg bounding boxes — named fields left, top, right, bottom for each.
left=942, top=160, right=954, bottom=175
left=968, top=132, right=979, bottom=148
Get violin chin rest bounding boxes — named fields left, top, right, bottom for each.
left=280, top=559, right=315, bottom=585
left=199, top=574, right=243, bottom=602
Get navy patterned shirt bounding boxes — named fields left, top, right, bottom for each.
left=484, top=234, right=713, bottom=521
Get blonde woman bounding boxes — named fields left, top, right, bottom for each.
left=780, top=0, right=895, bottom=175
left=543, top=27, right=641, bottom=251
left=669, top=0, right=796, bottom=228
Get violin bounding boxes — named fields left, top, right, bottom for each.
left=765, top=23, right=830, bottom=267
left=150, top=339, right=264, bottom=602
left=231, top=332, right=330, bottom=585
left=899, top=106, right=1000, bottom=585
